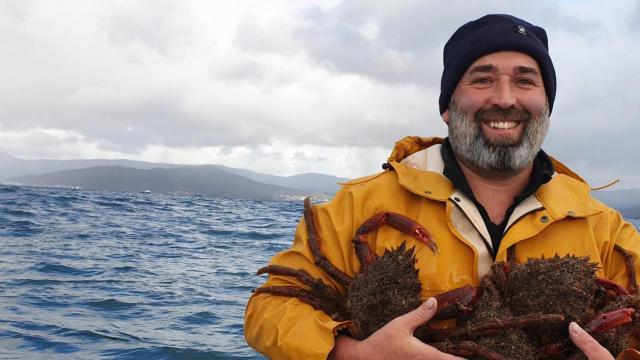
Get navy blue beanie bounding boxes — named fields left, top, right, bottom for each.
left=439, top=14, right=556, bottom=115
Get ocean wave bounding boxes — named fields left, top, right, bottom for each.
left=84, top=299, right=139, bottom=311
left=100, top=346, right=250, bottom=360
left=4, top=209, right=36, bottom=217
left=53, top=327, right=142, bottom=342
left=0, top=185, right=293, bottom=359
left=177, top=311, right=220, bottom=325
left=1, top=329, right=80, bottom=353
left=10, top=278, right=130, bottom=286
left=201, top=228, right=278, bottom=241
left=34, top=263, right=100, bottom=276
left=1, top=220, right=43, bottom=236
left=94, top=201, right=134, bottom=211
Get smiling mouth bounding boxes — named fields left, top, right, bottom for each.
left=486, top=121, right=519, bottom=130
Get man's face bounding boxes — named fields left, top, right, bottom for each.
left=443, top=51, right=550, bottom=172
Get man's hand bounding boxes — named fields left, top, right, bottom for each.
left=328, top=298, right=466, bottom=360
left=569, top=322, right=614, bottom=360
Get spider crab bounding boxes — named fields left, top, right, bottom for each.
left=254, top=198, right=640, bottom=359
left=417, top=250, right=640, bottom=359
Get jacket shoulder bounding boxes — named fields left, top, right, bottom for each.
left=336, top=170, right=404, bottom=196
left=339, top=171, right=388, bottom=186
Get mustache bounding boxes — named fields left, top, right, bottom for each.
left=474, top=106, right=531, bottom=123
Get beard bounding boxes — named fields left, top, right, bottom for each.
left=447, top=101, right=550, bottom=172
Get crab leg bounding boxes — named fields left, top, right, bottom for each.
left=536, top=340, right=572, bottom=359
left=614, top=244, right=638, bottom=294
left=422, top=313, right=565, bottom=342
left=536, top=308, right=636, bottom=358
left=597, top=278, right=629, bottom=296
left=352, top=234, right=378, bottom=267
left=257, top=265, right=344, bottom=306
left=304, top=198, right=352, bottom=289
left=354, top=212, right=438, bottom=261
left=254, top=285, right=342, bottom=318
left=430, top=340, right=509, bottom=360
left=583, top=307, right=635, bottom=333
left=432, top=284, right=478, bottom=320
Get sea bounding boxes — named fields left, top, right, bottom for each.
left=2, top=185, right=638, bottom=360
left=0, top=184, right=303, bottom=359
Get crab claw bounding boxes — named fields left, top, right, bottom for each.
left=355, top=212, right=438, bottom=255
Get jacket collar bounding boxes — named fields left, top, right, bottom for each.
left=387, top=136, right=601, bottom=219
left=387, top=136, right=452, bottom=201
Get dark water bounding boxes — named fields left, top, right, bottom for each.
left=3, top=185, right=638, bottom=359
left=0, top=185, right=302, bottom=359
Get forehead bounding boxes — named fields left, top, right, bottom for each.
left=465, top=51, right=541, bottom=74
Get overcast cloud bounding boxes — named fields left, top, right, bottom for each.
left=0, top=0, right=638, bottom=188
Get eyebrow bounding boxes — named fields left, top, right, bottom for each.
left=467, top=64, right=540, bottom=76
left=467, top=64, right=494, bottom=74
left=515, top=66, right=539, bottom=76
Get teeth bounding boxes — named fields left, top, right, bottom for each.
left=487, top=121, right=517, bottom=129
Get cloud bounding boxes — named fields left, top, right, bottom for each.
left=0, top=127, right=119, bottom=160
left=542, top=7, right=640, bottom=187
left=632, top=1, right=640, bottom=31
left=233, top=13, right=301, bottom=56
left=287, top=1, right=600, bottom=87
left=100, top=0, right=195, bottom=56
left=0, top=0, right=638, bottom=185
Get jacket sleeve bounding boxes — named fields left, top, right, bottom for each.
left=600, top=208, right=640, bottom=359
left=244, top=189, right=363, bottom=360
left=601, top=208, right=640, bottom=288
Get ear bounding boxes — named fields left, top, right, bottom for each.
left=442, top=109, right=450, bottom=125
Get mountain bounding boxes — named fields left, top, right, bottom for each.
left=0, top=153, right=179, bottom=180
left=11, top=165, right=309, bottom=201
left=7, top=153, right=640, bottom=212
left=0, top=153, right=346, bottom=195
left=216, top=165, right=348, bottom=194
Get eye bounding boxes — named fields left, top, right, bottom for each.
left=516, top=78, right=536, bottom=86
left=471, top=77, right=493, bottom=85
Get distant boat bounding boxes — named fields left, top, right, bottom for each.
left=140, top=190, right=152, bottom=194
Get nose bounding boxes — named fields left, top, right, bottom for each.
left=490, top=78, right=517, bottom=109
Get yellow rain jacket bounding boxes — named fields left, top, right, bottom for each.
left=245, top=137, right=640, bottom=360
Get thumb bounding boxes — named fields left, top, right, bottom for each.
left=396, top=297, right=438, bottom=331
left=569, top=322, right=613, bottom=360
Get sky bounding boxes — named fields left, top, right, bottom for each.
left=1, top=0, right=639, bottom=188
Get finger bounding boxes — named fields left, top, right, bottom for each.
left=568, top=322, right=614, bottom=360
left=395, top=297, right=437, bottom=331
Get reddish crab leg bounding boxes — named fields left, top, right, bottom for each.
left=431, top=340, right=509, bottom=360
left=537, top=308, right=636, bottom=358
left=536, top=340, right=571, bottom=359
left=352, top=233, right=378, bottom=267
left=353, top=212, right=438, bottom=262
left=597, top=278, right=630, bottom=296
left=304, top=198, right=352, bottom=289
left=423, top=313, right=564, bottom=342
left=583, top=307, right=635, bottom=334
left=256, top=265, right=344, bottom=306
left=614, top=244, right=638, bottom=294
left=254, top=285, right=342, bottom=317
left=432, top=285, right=478, bottom=320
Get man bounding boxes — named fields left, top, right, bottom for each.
left=245, top=14, right=640, bottom=359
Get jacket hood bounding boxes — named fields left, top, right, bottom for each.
left=387, top=136, right=587, bottom=184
